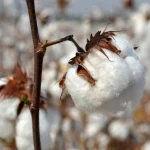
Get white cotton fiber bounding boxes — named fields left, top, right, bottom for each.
left=65, top=35, right=145, bottom=116
left=16, top=108, right=51, bottom=150
left=0, top=97, right=20, bottom=141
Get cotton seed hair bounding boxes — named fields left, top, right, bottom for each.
left=59, top=30, right=145, bottom=116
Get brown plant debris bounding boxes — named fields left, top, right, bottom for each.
left=59, top=30, right=121, bottom=99
left=57, top=0, right=69, bottom=13
left=0, top=64, right=29, bottom=99
left=0, top=64, right=48, bottom=114
left=124, top=0, right=134, bottom=9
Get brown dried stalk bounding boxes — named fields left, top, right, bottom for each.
left=25, top=0, right=74, bottom=150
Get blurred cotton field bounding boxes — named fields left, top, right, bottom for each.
left=1, top=0, right=150, bottom=150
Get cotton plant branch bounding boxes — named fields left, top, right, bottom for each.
left=25, top=0, right=74, bottom=150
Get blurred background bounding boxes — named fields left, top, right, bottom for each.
left=1, top=0, right=150, bottom=150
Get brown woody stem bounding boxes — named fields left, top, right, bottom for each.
left=26, top=0, right=42, bottom=150
left=26, top=1, right=75, bottom=150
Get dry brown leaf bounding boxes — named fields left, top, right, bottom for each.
left=59, top=73, right=67, bottom=101
left=86, top=31, right=121, bottom=60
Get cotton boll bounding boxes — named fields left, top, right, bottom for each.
left=0, top=98, right=20, bottom=120
left=97, top=133, right=110, bottom=150
left=49, top=81, right=62, bottom=102
left=16, top=108, right=51, bottom=150
left=136, top=36, right=150, bottom=92
left=108, top=120, right=130, bottom=141
left=0, top=78, right=8, bottom=87
left=42, top=63, right=58, bottom=92
left=46, top=107, right=61, bottom=146
left=40, top=22, right=58, bottom=40
left=65, top=34, right=145, bottom=115
left=142, top=141, right=150, bottom=150
left=17, top=14, right=30, bottom=36
left=85, top=115, right=108, bottom=138
left=0, top=117, right=15, bottom=141
left=0, top=98, right=20, bottom=141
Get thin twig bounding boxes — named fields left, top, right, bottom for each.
left=68, top=37, right=84, bottom=52
left=42, top=35, right=84, bottom=53
left=44, top=35, right=73, bottom=47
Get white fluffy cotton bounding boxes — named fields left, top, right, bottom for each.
left=0, top=98, right=20, bottom=141
left=65, top=35, right=145, bottom=115
left=108, top=120, right=130, bottom=141
left=0, top=78, right=8, bottom=87
left=16, top=108, right=51, bottom=150
left=85, top=115, right=108, bottom=138
left=142, top=141, right=150, bottom=150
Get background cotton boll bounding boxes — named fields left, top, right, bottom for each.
left=65, top=34, right=145, bottom=115
left=0, top=97, right=20, bottom=141
left=142, top=141, right=150, bottom=150
left=0, top=78, right=8, bottom=86
left=42, top=65, right=57, bottom=92
left=133, top=123, right=150, bottom=141
left=46, top=107, right=61, bottom=145
left=0, top=118, right=15, bottom=141
left=68, top=107, right=82, bottom=121
left=136, top=36, right=150, bottom=92
left=40, top=22, right=58, bottom=40
left=48, top=81, right=62, bottom=102
left=108, top=120, right=130, bottom=141
left=85, top=115, right=108, bottom=138
left=0, top=98, right=20, bottom=120
left=16, top=108, right=51, bottom=150
left=0, top=98, right=20, bottom=140
left=17, top=14, right=30, bottom=36
left=97, top=133, right=110, bottom=150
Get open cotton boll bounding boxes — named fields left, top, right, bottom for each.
left=47, top=107, right=61, bottom=145
left=136, top=35, right=150, bottom=92
left=63, top=32, right=145, bottom=116
left=0, top=117, right=15, bottom=141
left=16, top=108, right=51, bottom=150
left=108, top=120, right=131, bottom=141
left=0, top=98, right=20, bottom=120
left=85, top=114, right=108, bottom=138
left=0, top=98, right=20, bottom=141
left=0, top=78, right=8, bottom=86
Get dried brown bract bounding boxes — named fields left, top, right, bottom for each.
left=0, top=64, right=30, bottom=99
left=124, top=0, right=134, bottom=9
left=57, top=0, right=69, bottom=13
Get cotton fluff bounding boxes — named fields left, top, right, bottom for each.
left=85, top=114, right=108, bottom=138
left=65, top=35, right=145, bottom=115
left=0, top=78, right=8, bottom=86
left=142, top=141, right=150, bottom=150
left=108, top=120, right=130, bottom=141
left=0, top=97, right=20, bottom=141
left=16, top=108, right=51, bottom=150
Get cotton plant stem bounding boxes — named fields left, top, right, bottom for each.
left=25, top=1, right=75, bottom=150
left=25, top=0, right=42, bottom=150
